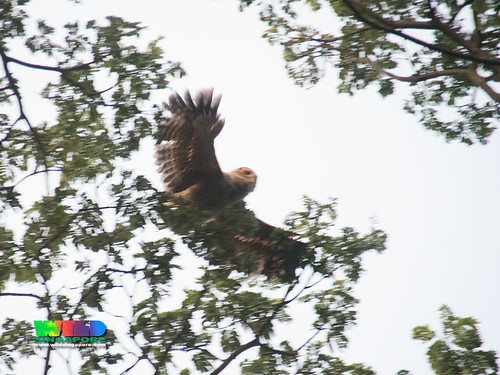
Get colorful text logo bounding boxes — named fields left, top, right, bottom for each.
left=33, top=320, right=107, bottom=344
left=34, top=320, right=106, bottom=336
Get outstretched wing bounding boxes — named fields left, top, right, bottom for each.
left=207, top=202, right=308, bottom=282
left=155, top=89, right=225, bottom=194
left=159, top=200, right=308, bottom=283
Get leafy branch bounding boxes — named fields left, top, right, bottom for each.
left=240, top=0, right=499, bottom=144
left=342, top=0, right=500, bottom=66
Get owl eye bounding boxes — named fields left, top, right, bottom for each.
left=243, top=169, right=252, bottom=176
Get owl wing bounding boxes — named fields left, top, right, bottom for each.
left=160, top=200, right=308, bottom=283
left=155, top=89, right=225, bottom=194
left=207, top=202, right=308, bottom=282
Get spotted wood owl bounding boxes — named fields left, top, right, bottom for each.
left=155, top=89, right=306, bottom=282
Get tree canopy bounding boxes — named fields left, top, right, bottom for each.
left=0, top=0, right=498, bottom=374
left=0, top=1, right=387, bottom=373
left=413, top=305, right=498, bottom=375
left=238, top=0, right=499, bottom=144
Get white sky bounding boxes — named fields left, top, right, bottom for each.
left=3, top=0, right=500, bottom=374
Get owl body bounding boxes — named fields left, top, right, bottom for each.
left=173, top=168, right=257, bottom=209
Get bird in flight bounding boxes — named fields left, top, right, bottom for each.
left=155, top=89, right=306, bottom=282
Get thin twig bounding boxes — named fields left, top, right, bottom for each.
left=448, top=0, right=474, bottom=25
left=3, top=53, right=92, bottom=72
left=296, top=327, right=325, bottom=352
left=0, top=168, right=62, bottom=191
left=43, top=345, right=52, bottom=375
left=0, top=292, right=43, bottom=300
left=0, top=47, right=51, bottom=192
left=152, top=284, right=209, bottom=375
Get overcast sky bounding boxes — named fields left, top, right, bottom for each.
left=4, top=0, right=500, bottom=374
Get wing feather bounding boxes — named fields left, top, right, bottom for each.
left=207, top=202, right=308, bottom=282
left=155, top=89, right=225, bottom=194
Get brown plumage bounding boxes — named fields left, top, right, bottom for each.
left=155, top=89, right=256, bottom=208
left=155, top=89, right=306, bottom=282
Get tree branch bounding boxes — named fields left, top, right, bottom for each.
left=426, top=0, right=482, bottom=56
left=3, top=53, right=92, bottom=72
left=448, top=0, right=475, bottom=26
left=0, top=47, right=51, bottom=191
left=466, top=67, right=500, bottom=102
left=207, top=281, right=301, bottom=374
left=60, top=72, right=116, bottom=99
left=120, top=355, right=147, bottom=375
left=0, top=292, right=43, bottom=300
left=0, top=168, right=62, bottom=191
left=308, top=26, right=373, bottom=44
left=359, top=55, right=470, bottom=83
left=0, top=116, right=22, bottom=146
left=152, top=284, right=209, bottom=375
left=342, top=46, right=500, bottom=102
left=209, top=338, right=260, bottom=375
left=43, top=345, right=52, bottom=375
left=296, top=327, right=325, bottom=352
left=346, top=52, right=500, bottom=100
left=260, top=343, right=297, bottom=358
left=341, top=0, right=500, bottom=66
left=253, top=282, right=297, bottom=338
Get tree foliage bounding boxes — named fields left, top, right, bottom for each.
left=0, top=1, right=497, bottom=374
left=413, top=305, right=498, bottom=375
left=0, top=1, right=389, bottom=374
left=238, top=0, right=500, bottom=144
